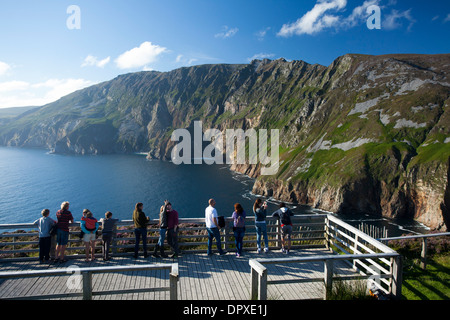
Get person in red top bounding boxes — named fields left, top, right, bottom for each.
left=165, top=201, right=180, bottom=258
left=55, top=201, right=74, bottom=263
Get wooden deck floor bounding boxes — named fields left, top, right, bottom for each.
left=0, top=248, right=358, bottom=300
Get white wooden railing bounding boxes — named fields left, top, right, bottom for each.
left=0, top=215, right=327, bottom=260
left=0, top=263, right=179, bottom=300
left=249, top=214, right=403, bottom=300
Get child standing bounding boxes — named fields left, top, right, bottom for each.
left=33, top=209, right=56, bottom=263
left=99, top=211, right=119, bottom=261
left=81, top=209, right=98, bottom=262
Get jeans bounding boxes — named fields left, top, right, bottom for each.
left=167, top=228, right=179, bottom=254
left=102, top=233, right=112, bottom=259
left=233, top=227, right=245, bottom=255
left=39, top=236, right=51, bottom=261
left=134, top=228, right=148, bottom=256
left=206, top=227, right=224, bottom=254
left=255, top=222, right=269, bottom=249
left=157, top=228, right=167, bottom=247
left=56, top=229, right=69, bottom=246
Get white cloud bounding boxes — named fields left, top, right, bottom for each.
left=0, top=61, right=11, bottom=76
left=248, top=53, right=276, bottom=61
left=255, top=27, right=271, bottom=41
left=342, top=0, right=381, bottom=28
left=174, top=54, right=199, bottom=66
left=115, top=41, right=168, bottom=69
left=82, top=55, right=111, bottom=68
left=277, top=0, right=415, bottom=36
left=0, top=80, right=30, bottom=92
left=444, top=13, right=450, bottom=23
left=278, top=0, right=347, bottom=36
left=214, top=26, right=239, bottom=39
left=383, top=9, right=416, bottom=31
left=0, top=78, right=94, bottom=108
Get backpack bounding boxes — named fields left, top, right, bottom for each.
left=279, top=208, right=292, bottom=225
left=83, top=217, right=97, bottom=231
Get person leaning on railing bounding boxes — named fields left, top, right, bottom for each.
left=253, top=199, right=269, bottom=254
left=99, top=211, right=119, bottom=261
left=205, top=198, right=226, bottom=256
left=271, top=203, right=294, bottom=254
left=132, top=202, right=150, bottom=259
left=55, top=201, right=74, bottom=263
left=33, top=209, right=56, bottom=263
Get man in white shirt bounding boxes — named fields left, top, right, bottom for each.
left=205, top=199, right=226, bottom=255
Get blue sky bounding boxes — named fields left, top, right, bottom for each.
left=0, top=0, right=449, bottom=108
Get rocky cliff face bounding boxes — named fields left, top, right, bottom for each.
left=0, top=54, right=449, bottom=230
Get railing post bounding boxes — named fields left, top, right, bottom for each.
left=276, top=219, right=281, bottom=249
left=324, top=259, right=333, bottom=300
left=224, top=221, right=230, bottom=252
left=391, top=255, right=403, bottom=300
left=420, top=238, right=427, bottom=270
left=170, top=263, right=179, bottom=300
left=250, top=260, right=268, bottom=300
left=82, top=271, right=92, bottom=300
left=251, top=266, right=258, bottom=300
left=259, top=268, right=268, bottom=300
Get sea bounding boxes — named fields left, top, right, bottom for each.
left=0, top=147, right=430, bottom=236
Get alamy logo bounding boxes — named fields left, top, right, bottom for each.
left=66, top=265, right=82, bottom=290
left=171, top=121, right=280, bottom=175
left=66, top=5, right=81, bottom=30
left=366, top=5, right=381, bottom=30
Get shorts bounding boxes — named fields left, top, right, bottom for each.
left=56, top=229, right=69, bottom=246
left=83, top=233, right=96, bottom=242
left=281, top=225, right=292, bottom=239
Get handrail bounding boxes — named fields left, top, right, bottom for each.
left=0, top=263, right=179, bottom=300
left=379, top=232, right=450, bottom=241
left=249, top=251, right=402, bottom=300
left=378, top=232, right=450, bottom=269
left=0, top=214, right=328, bottom=261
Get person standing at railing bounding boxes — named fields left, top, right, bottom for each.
left=81, top=209, right=99, bottom=262
left=153, top=201, right=169, bottom=258
left=55, top=201, right=74, bottom=263
left=33, top=209, right=56, bottom=263
left=99, top=211, right=119, bottom=261
left=205, top=198, right=226, bottom=256
left=253, top=199, right=269, bottom=254
left=166, top=201, right=180, bottom=258
left=271, top=203, right=294, bottom=254
left=132, top=202, right=150, bottom=259
left=232, top=203, right=246, bottom=257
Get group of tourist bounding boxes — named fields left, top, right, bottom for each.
left=204, top=198, right=294, bottom=257
left=33, top=198, right=294, bottom=263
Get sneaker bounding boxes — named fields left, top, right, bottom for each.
left=281, top=248, right=285, bottom=253
left=257, top=248, right=262, bottom=254
left=236, top=252, right=240, bottom=257
left=285, top=250, right=290, bottom=255
left=264, top=247, right=269, bottom=253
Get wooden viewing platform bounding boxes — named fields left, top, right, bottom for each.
left=0, top=214, right=403, bottom=300
left=0, top=248, right=358, bottom=300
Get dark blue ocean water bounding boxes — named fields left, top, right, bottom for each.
left=0, top=147, right=429, bottom=236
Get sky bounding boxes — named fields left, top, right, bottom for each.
left=0, top=0, right=449, bottom=109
